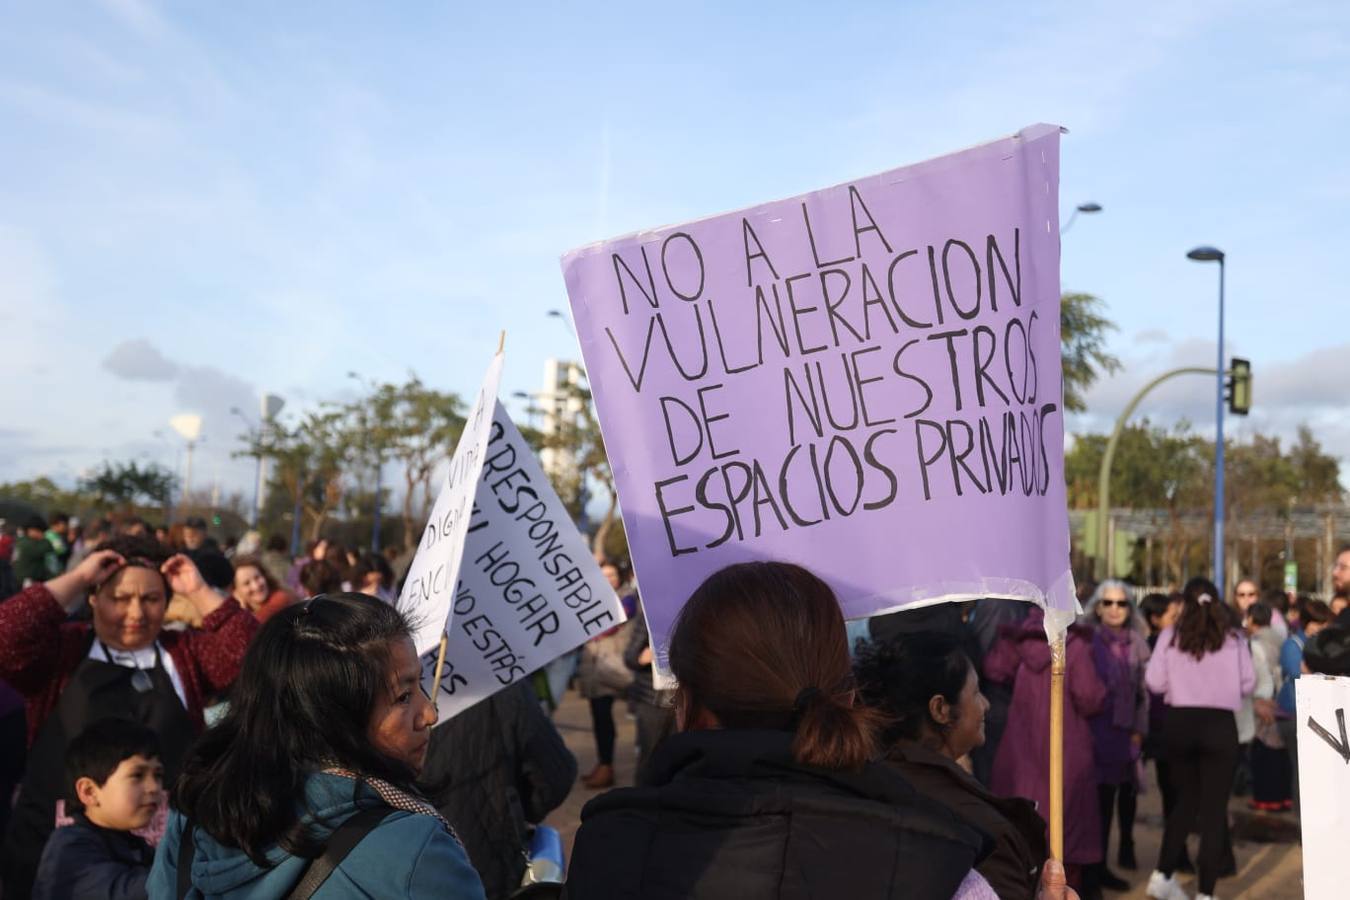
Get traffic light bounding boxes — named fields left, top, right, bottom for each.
left=1227, top=357, right=1251, bottom=415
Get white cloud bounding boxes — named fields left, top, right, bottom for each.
left=0, top=80, right=175, bottom=142
left=102, top=338, right=180, bottom=381
left=94, top=0, right=169, bottom=40
left=1071, top=336, right=1350, bottom=477
left=0, top=225, right=58, bottom=316
left=1134, top=328, right=1169, bottom=345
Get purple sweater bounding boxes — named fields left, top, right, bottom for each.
left=1145, top=627, right=1254, bottom=712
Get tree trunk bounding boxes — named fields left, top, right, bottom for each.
left=591, top=488, right=619, bottom=556
left=402, top=468, right=418, bottom=553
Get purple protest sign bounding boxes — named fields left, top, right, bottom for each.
left=561, top=124, right=1074, bottom=673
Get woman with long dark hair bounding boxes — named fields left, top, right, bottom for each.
left=856, top=630, right=1047, bottom=900
left=1144, top=578, right=1254, bottom=900
left=564, top=561, right=998, bottom=899
left=148, top=592, right=485, bottom=898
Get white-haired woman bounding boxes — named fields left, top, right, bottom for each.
left=1083, top=580, right=1150, bottom=890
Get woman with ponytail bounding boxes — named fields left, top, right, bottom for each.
left=563, top=561, right=997, bottom=899
left=1143, top=578, right=1254, bottom=900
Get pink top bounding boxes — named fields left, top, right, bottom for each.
left=1145, top=627, right=1255, bottom=712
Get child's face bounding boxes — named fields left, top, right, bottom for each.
left=1162, top=601, right=1183, bottom=629
left=77, top=754, right=164, bottom=830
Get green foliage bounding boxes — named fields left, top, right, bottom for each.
left=534, top=378, right=621, bottom=553
left=77, top=461, right=177, bottom=509
left=1287, top=425, right=1342, bottom=507
left=241, top=409, right=353, bottom=541
left=246, top=377, right=466, bottom=550
left=1060, top=292, right=1121, bottom=414
left=358, top=379, right=466, bottom=553
left=1065, top=420, right=1209, bottom=511
left=1066, top=420, right=1344, bottom=586
left=0, top=476, right=86, bottom=517
left=1066, top=421, right=1343, bottom=514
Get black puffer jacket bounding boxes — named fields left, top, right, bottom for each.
left=563, top=729, right=988, bottom=900
left=422, top=681, right=577, bottom=900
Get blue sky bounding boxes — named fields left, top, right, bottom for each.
left=1, top=0, right=1347, bottom=500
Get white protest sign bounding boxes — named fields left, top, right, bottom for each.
left=425, top=400, right=628, bottom=721
left=397, top=351, right=504, bottom=656
left=1296, top=674, right=1350, bottom=900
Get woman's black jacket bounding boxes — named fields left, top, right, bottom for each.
left=563, top=728, right=988, bottom=899
left=422, top=680, right=576, bottom=900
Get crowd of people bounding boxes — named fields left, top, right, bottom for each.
left=1, top=508, right=1348, bottom=899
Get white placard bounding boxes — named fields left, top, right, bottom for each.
left=425, top=401, right=628, bottom=721
left=397, top=352, right=504, bottom=656
left=1296, top=674, right=1350, bottom=900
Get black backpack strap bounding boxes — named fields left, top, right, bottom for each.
left=287, top=806, right=396, bottom=900
left=176, top=822, right=196, bottom=900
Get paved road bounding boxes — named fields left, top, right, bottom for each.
left=543, top=690, right=1304, bottom=897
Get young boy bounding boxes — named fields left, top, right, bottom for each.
left=32, top=719, right=162, bottom=900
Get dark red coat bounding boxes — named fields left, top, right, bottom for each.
left=983, top=607, right=1106, bottom=867
left=0, top=584, right=257, bottom=745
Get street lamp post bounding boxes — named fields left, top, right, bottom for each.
left=1060, top=202, right=1103, bottom=235
left=169, top=413, right=203, bottom=521
left=260, top=393, right=284, bottom=535
left=231, top=406, right=262, bottom=529
left=1187, top=245, right=1227, bottom=592
left=511, top=390, right=543, bottom=429
left=290, top=477, right=303, bottom=555
left=546, top=308, right=576, bottom=337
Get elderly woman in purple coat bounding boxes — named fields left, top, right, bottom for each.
left=985, top=605, right=1107, bottom=899
left=1082, top=581, right=1151, bottom=892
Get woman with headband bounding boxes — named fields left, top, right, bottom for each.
left=1143, top=578, right=1254, bottom=900
left=0, top=533, right=258, bottom=897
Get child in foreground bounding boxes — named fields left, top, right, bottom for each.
left=33, top=718, right=162, bottom=900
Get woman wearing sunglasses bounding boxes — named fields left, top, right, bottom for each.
left=1083, top=581, right=1151, bottom=892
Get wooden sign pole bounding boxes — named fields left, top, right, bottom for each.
left=431, top=634, right=450, bottom=717
left=1048, top=633, right=1066, bottom=861
left=431, top=329, right=506, bottom=716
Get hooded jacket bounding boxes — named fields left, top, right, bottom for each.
left=147, top=772, right=486, bottom=899
left=984, top=607, right=1106, bottom=866
left=563, top=728, right=988, bottom=900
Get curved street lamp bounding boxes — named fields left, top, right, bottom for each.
left=1060, top=201, right=1103, bottom=235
